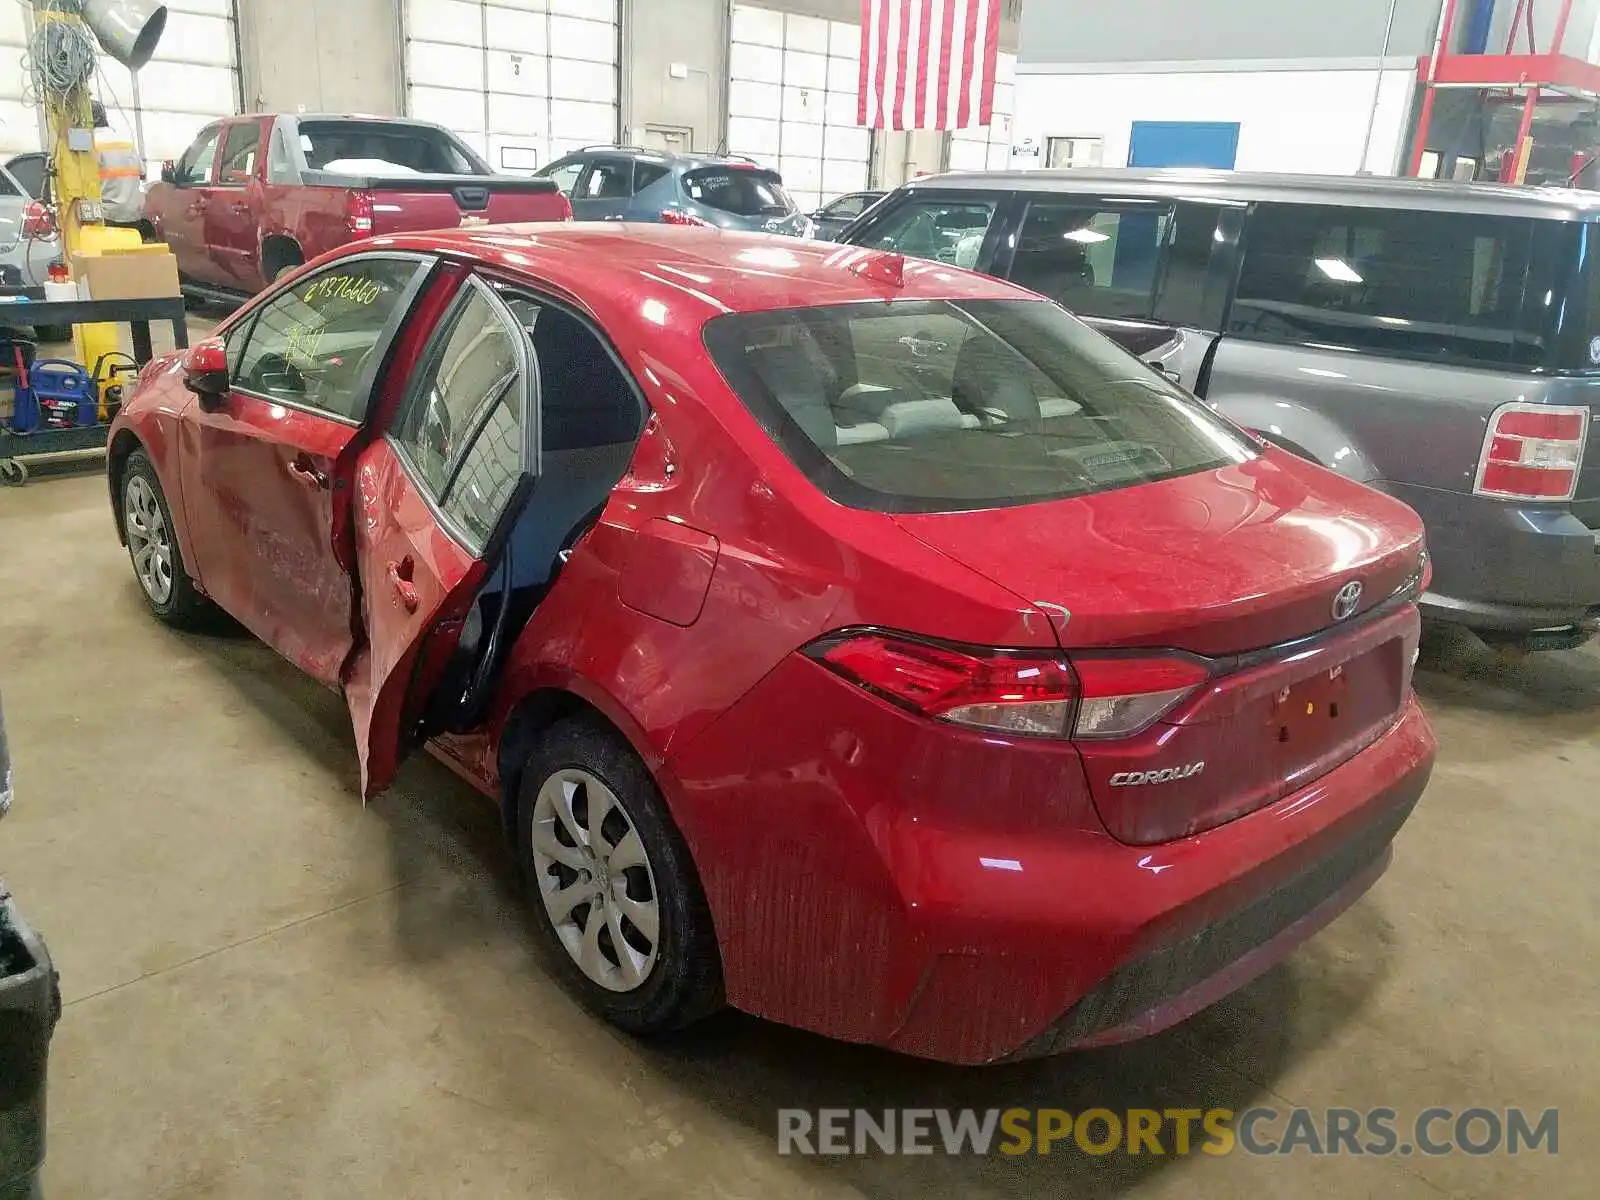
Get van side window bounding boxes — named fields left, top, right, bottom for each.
left=1152, top=203, right=1227, bottom=330
left=1007, top=202, right=1172, bottom=319
left=1228, top=203, right=1548, bottom=367
left=863, top=199, right=996, bottom=270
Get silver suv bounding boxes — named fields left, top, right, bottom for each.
left=838, top=169, right=1600, bottom=650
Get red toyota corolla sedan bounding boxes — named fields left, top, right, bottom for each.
left=106, top=225, right=1435, bottom=1064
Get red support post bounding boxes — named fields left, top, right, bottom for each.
left=1504, top=0, right=1528, bottom=54
left=1409, top=0, right=1464, bottom=176
left=1511, top=86, right=1541, bottom=182
left=1550, top=0, right=1576, bottom=55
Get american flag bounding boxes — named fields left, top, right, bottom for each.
left=857, top=0, right=1003, bottom=132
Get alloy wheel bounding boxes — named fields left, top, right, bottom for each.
left=529, top=768, right=661, bottom=993
left=124, top=475, right=174, bottom=605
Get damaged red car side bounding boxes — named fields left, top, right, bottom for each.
left=106, top=225, right=1434, bottom=1063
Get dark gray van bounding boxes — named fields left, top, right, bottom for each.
left=838, top=169, right=1600, bottom=650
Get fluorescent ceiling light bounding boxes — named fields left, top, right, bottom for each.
left=1315, top=257, right=1364, bottom=283
left=1063, top=228, right=1111, bottom=244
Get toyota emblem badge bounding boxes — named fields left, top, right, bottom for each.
left=1331, top=580, right=1364, bottom=622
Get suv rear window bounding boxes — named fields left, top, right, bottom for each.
left=683, top=167, right=794, bottom=217
left=297, top=121, right=486, bottom=176
left=704, top=300, right=1256, bottom=513
left=1228, top=202, right=1554, bottom=367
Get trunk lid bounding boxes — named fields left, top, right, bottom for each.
left=893, top=450, right=1425, bottom=656
left=0, top=198, right=23, bottom=252
left=894, top=451, right=1427, bottom=844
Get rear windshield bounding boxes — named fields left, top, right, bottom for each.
left=683, top=167, right=795, bottom=217
left=703, top=299, right=1257, bottom=513
left=296, top=121, right=487, bottom=176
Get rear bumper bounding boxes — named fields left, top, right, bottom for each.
left=1381, top=480, right=1600, bottom=640
left=666, top=652, right=1436, bottom=1065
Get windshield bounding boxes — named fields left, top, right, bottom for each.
left=297, top=121, right=487, bottom=175
left=683, top=167, right=795, bottom=217
left=704, top=299, right=1257, bottom=513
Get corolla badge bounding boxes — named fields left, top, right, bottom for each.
left=1331, top=580, right=1364, bottom=622
left=1110, top=762, right=1205, bottom=787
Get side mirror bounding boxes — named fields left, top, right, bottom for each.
left=183, top=338, right=229, bottom=407
left=161, top=160, right=177, bottom=185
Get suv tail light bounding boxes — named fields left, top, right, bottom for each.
left=22, top=201, right=56, bottom=241
left=1474, top=403, right=1590, bottom=501
left=345, top=190, right=375, bottom=236
left=808, top=632, right=1209, bottom=740
left=660, top=208, right=711, bottom=227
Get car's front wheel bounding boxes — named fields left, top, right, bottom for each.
left=515, top=717, right=723, bottom=1033
left=120, top=450, right=212, bottom=627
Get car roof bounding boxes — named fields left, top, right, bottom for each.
left=559, top=146, right=775, bottom=171
left=361, top=223, right=1031, bottom=318
left=908, top=167, right=1600, bottom=222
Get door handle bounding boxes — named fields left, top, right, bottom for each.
left=287, top=456, right=328, bottom=489
left=387, top=557, right=419, bottom=613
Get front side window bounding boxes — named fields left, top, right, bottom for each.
left=704, top=299, right=1255, bottom=513
left=177, top=128, right=220, bottom=185
left=822, top=194, right=870, bottom=220
left=542, top=159, right=584, bottom=196
left=218, top=123, right=262, bottom=185
left=233, top=258, right=424, bottom=420
left=390, top=282, right=527, bottom=548
left=861, top=198, right=996, bottom=270
left=1008, top=202, right=1173, bottom=319
left=1228, top=202, right=1549, bottom=367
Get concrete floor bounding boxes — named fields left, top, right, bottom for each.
left=0, top=467, right=1596, bottom=1197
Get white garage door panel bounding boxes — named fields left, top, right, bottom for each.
left=0, top=1, right=239, bottom=166
left=406, top=0, right=617, bottom=173
left=950, top=52, right=1016, bottom=175
left=728, top=5, right=869, bottom=210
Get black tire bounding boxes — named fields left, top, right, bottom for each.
left=515, top=716, right=723, bottom=1034
left=266, top=245, right=304, bottom=284
left=30, top=325, right=71, bottom=343
left=119, top=450, right=213, bottom=628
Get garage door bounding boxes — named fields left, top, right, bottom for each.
left=404, top=0, right=619, bottom=175
left=1, top=0, right=239, bottom=169
left=726, top=5, right=870, bottom=212
left=947, top=50, right=1015, bottom=171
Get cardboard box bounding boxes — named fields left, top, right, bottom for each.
left=69, top=246, right=181, bottom=301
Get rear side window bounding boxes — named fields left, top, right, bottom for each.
left=1229, top=202, right=1550, bottom=367
left=390, top=282, right=527, bottom=549
left=633, top=161, right=671, bottom=192
left=683, top=168, right=795, bottom=217
left=1009, top=201, right=1173, bottom=318
left=703, top=299, right=1256, bottom=513
left=297, top=121, right=485, bottom=175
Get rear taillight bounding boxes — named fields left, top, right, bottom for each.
left=22, top=201, right=56, bottom=241
left=808, top=632, right=1209, bottom=740
left=1068, top=654, right=1211, bottom=738
left=345, top=190, right=375, bottom=236
left=1474, top=403, right=1590, bottom=502
left=660, top=208, right=711, bottom=227
left=555, top=192, right=573, bottom=221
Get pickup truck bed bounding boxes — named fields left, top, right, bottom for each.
left=145, top=113, right=571, bottom=298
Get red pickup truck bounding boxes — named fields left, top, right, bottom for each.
left=143, top=113, right=571, bottom=299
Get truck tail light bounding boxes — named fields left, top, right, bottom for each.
left=345, top=190, right=375, bottom=236
left=660, top=208, right=711, bottom=227
left=1474, top=403, right=1590, bottom=502
left=807, top=632, right=1210, bottom=740
left=22, top=201, right=56, bottom=241
left=555, top=192, right=573, bottom=221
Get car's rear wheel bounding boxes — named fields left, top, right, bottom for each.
left=120, top=450, right=212, bottom=627
left=515, top=717, right=722, bottom=1033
